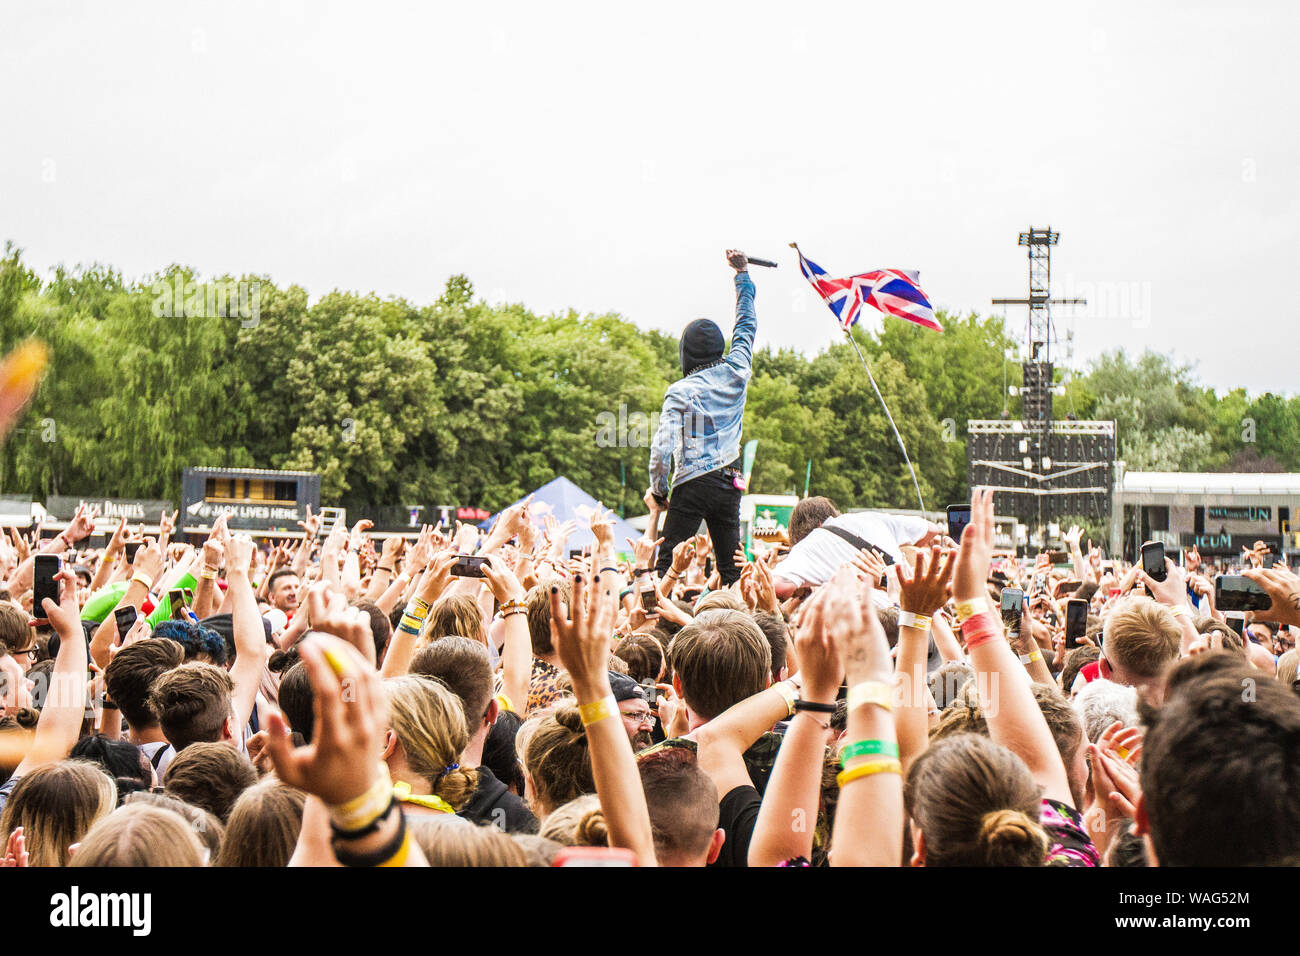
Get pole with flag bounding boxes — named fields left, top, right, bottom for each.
left=790, top=242, right=940, bottom=514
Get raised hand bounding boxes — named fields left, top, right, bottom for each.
left=549, top=568, right=618, bottom=697
left=67, top=502, right=98, bottom=543
left=1, top=827, right=28, bottom=868
left=296, top=504, right=323, bottom=541
left=226, top=534, right=256, bottom=576
left=821, top=565, right=892, bottom=683
left=952, top=488, right=996, bottom=603
left=628, top=535, right=664, bottom=570
left=849, top=548, right=886, bottom=587
left=726, top=248, right=748, bottom=272
left=348, top=519, right=374, bottom=553
left=481, top=554, right=526, bottom=605
left=1242, top=565, right=1300, bottom=627
left=896, top=545, right=956, bottom=616
left=302, top=583, right=375, bottom=664
left=131, top=536, right=164, bottom=582
left=589, top=503, right=614, bottom=552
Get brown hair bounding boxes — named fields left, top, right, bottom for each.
left=216, top=780, right=305, bottom=867
left=637, top=745, right=719, bottom=864
left=149, top=661, right=234, bottom=751
left=1105, top=596, right=1180, bottom=680
left=427, top=593, right=487, bottom=647
left=692, top=590, right=747, bottom=615
left=0, top=602, right=30, bottom=654
left=1140, top=652, right=1300, bottom=866
left=525, top=705, right=595, bottom=816
left=385, top=675, right=479, bottom=810
left=163, top=741, right=257, bottom=822
left=70, top=803, right=207, bottom=867
left=615, top=634, right=666, bottom=684
left=1060, top=644, right=1099, bottom=693
left=407, top=816, right=528, bottom=866
left=1196, top=617, right=1245, bottom=655
left=904, top=733, right=1048, bottom=867
left=667, top=610, right=771, bottom=721
left=277, top=661, right=315, bottom=743
left=410, top=637, right=494, bottom=730
left=526, top=582, right=568, bottom=656
left=105, top=638, right=185, bottom=730
left=1, top=760, right=117, bottom=866
left=789, top=496, right=840, bottom=547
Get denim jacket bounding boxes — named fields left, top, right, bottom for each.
left=649, top=272, right=757, bottom=497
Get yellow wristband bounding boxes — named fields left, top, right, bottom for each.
left=329, top=767, right=394, bottom=832
left=130, top=571, right=154, bottom=591
left=376, top=831, right=413, bottom=868
left=199, top=568, right=218, bottom=580
left=578, top=695, right=617, bottom=726
left=1168, top=604, right=1191, bottom=619
left=1025, top=650, right=1042, bottom=664
left=898, top=611, right=932, bottom=631
left=773, top=680, right=797, bottom=718
left=955, top=599, right=988, bottom=624
left=836, top=758, right=902, bottom=787
left=847, top=680, right=894, bottom=713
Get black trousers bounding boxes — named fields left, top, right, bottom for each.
left=654, top=468, right=743, bottom=586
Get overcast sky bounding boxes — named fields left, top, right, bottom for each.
left=3, top=0, right=1296, bottom=394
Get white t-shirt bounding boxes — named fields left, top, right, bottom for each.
left=774, top=512, right=930, bottom=590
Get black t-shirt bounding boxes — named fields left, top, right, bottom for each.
left=709, top=784, right=762, bottom=868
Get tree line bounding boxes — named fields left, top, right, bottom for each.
left=1, top=241, right=1295, bottom=517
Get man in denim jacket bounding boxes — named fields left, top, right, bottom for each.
left=647, top=249, right=757, bottom=586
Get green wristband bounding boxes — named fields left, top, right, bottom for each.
left=840, top=739, right=900, bottom=768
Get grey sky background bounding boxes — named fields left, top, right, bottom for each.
left=2, top=0, right=1296, bottom=394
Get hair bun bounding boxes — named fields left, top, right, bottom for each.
left=575, top=807, right=609, bottom=846
left=978, top=809, right=1047, bottom=866
left=555, top=705, right=588, bottom=739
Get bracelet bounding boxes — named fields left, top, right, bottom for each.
left=199, top=568, right=218, bottom=581
left=836, top=758, right=902, bottom=788
left=329, top=794, right=396, bottom=840
left=499, top=599, right=527, bottom=615
left=101, top=699, right=119, bottom=711
left=331, top=811, right=410, bottom=867
left=502, top=607, right=527, bottom=619
left=1021, top=649, right=1043, bottom=664
left=898, top=610, right=932, bottom=631
left=578, top=695, right=617, bottom=726
left=130, top=572, right=154, bottom=591
left=329, top=768, right=396, bottom=833
left=961, top=610, right=1002, bottom=650
left=666, top=568, right=681, bottom=580
left=633, top=568, right=653, bottom=578
left=599, top=565, right=620, bottom=576
left=955, top=599, right=988, bottom=624
left=846, top=680, right=893, bottom=713
left=792, top=699, right=837, bottom=714
left=794, top=710, right=831, bottom=730
left=772, top=680, right=797, bottom=718
left=839, top=739, right=900, bottom=767
left=377, top=566, right=394, bottom=575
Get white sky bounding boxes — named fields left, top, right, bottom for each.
left=3, top=0, right=1297, bottom=394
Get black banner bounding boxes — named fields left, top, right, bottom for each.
left=45, top=496, right=173, bottom=523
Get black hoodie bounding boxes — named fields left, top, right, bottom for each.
left=460, top=765, right=538, bottom=834
left=679, top=318, right=724, bottom=376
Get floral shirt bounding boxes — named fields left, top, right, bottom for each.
left=1041, top=798, right=1099, bottom=867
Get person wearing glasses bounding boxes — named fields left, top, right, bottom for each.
left=609, top=671, right=656, bottom=752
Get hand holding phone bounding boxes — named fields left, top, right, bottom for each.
left=1141, top=541, right=1167, bottom=582
left=946, top=504, right=972, bottom=544
left=32, top=554, right=61, bottom=624
left=1065, top=598, right=1088, bottom=650
left=451, top=555, right=487, bottom=578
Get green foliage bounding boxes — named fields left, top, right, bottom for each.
left=0, top=244, right=1294, bottom=515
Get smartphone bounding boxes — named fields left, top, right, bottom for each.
left=1215, top=575, right=1272, bottom=613
left=33, top=554, right=61, bottom=622
left=114, top=605, right=138, bottom=636
left=451, top=555, right=487, bottom=578
left=169, top=588, right=188, bottom=620
left=1141, top=541, right=1167, bottom=582
left=1033, top=572, right=1047, bottom=593
left=639, top=582, right=659, bottom=616
left=946, top=504, right=972, bottom=543
left=1065, top=598, right=1088, bottom=650
left=1000, top=587, right=1024, bottom=625
left=1055, top=580, right=1082, bottom=597
left=552, top=847, right=637, bottom=867
left=123, top=541, right=143, bottom=563
left=1225, top=616, right=1245, bottom=637
left=568, top=549, right=583, bottom=561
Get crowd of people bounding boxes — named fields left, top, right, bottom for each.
left=1, top=484, right=1299, bottom=868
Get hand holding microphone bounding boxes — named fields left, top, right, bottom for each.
left=726, top=249, right=779, bottom=271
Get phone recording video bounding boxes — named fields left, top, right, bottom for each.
left=168, top=588, right=188, bottom=621
left=1065, top=598, right=1088, bottom=650
left=1000, top=587, right=1024, bottom=626
left=452, top=555, right=487, bottom=578
left=946, top=504, right=972, bottom=543
left=114, top=605, right=138, bottom=636
left=1141, top=540, right=1167, bottom=582
left=33, top=553, right=61, bottom=622
left=1215, top=574, right=1272, bottom=613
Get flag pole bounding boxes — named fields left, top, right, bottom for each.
left=843, top=326, right=927, bottom=515
left=790, top=241, right=927, bottom=514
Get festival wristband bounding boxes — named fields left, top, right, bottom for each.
left=130, top=571, right=154, bottom=591
left=793, top=699, right=837, bottom=714
left=836, top=758, right=902, bottom=788
left=578, top=695, right=617, bottom=726
left=961, top=610, right=1002, bottom=650
left=1168, top=604, right=1191, bottom=618
left=846, top=680, right=893, bottom=713
left=1020, top=649, right=1043, bottom=664
left=329, top=767, right=396, bottom=833
left=955, top=599, right=988, bottom=624
left=898, top=611, right=932, bottom=631
left=840, top=739, right=900, bottom=767
left=199, top=567, right=219, bottom=580
left=773, top=680, right=798, bottom=718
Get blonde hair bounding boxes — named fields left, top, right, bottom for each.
left=525, top=705, right=595, bottom=817
left=427, top=593, right=487, bottom=647
left=1, top=761, right=117, bottom=866
left=122, top=791, right=224, bottom=860
left=70, top=803, right=207, bottom=867
left=407, top=816, right=528, bottom=866
left=539, top=794, right=608, bottom=847
left=216, top=780, right=306, bottom=867
left=385, top=675, right=479, bottom=810
left=1105, top=596, right=1180, bottom=680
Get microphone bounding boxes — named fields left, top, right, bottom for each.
left=745, top=256, right=779, bottom=269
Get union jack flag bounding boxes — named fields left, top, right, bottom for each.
left=792, top=245, right=942, bottom=333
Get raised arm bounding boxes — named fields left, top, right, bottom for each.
left=955, top=489, right=1073, bottom=807
left=225, top=534, right=272, bottom=731
left=550, top=566, right=656, bottom=866
left=482, top=556, right=530, bottom=713
left=894, top=545, right=955, bottom=776
left=14, top=569, right=87, bottom=776
left=723, top=249, right=757, bottom=373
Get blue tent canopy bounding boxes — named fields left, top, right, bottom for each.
left=479, top=476, right=641, bottom=554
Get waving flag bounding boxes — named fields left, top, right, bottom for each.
left=792, top=245, right=942, bottom=332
